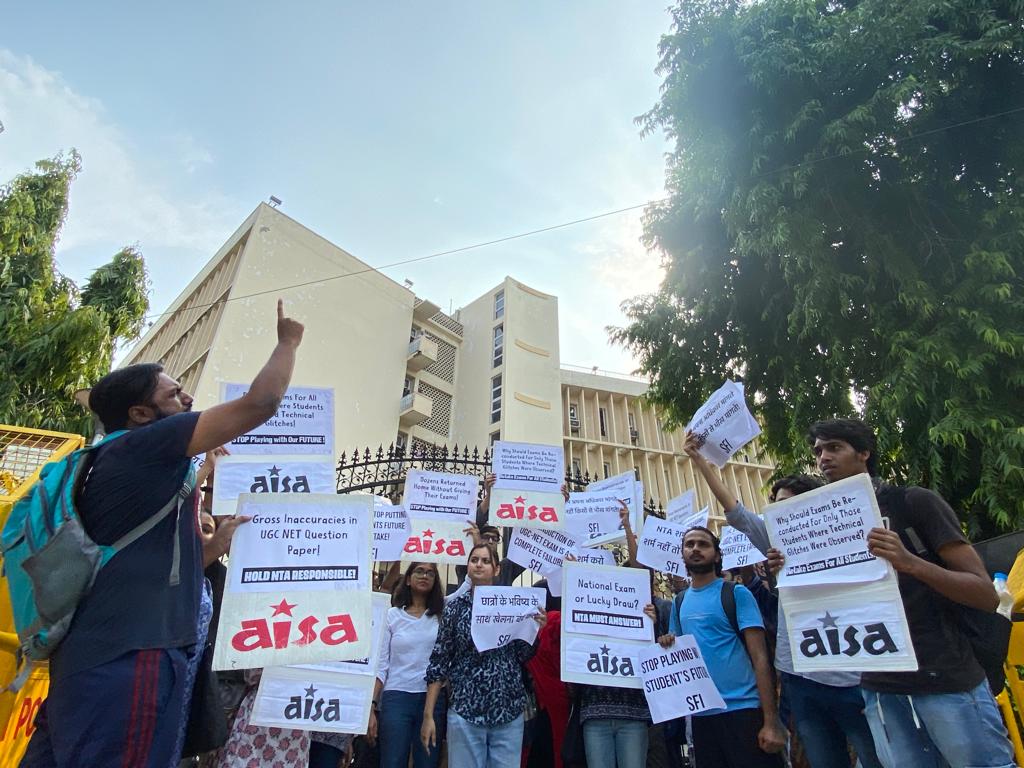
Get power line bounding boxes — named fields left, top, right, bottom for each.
left=143, top=104, right=1024, bottom=325
left=142, top=199, right=660, bottom=322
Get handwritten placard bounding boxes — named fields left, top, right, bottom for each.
left=719, top=526, right=766, bottom=571
left=636, top=518, right=689, bottom=577
left=564, top=490, right=626, bottom=546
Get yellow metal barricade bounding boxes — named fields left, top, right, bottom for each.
left=0, top=426, right=84, bottom=765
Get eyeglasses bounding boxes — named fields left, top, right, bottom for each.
left=482, top=534, right=501, bottom=544
left=411, top=568, right=436, bottom=578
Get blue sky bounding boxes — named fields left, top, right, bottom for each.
left=1, top=3, right=673, bottom=373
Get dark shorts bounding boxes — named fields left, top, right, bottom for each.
left=691, top=708, right=784, bottom=768
left=21, top=648, right=188, bottom=768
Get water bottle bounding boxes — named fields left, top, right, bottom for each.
left=993, top=572, right=1013, bottom=619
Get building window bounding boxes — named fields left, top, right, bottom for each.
left=571, top=458, right=582, bottom=478
left=409, top=325, right=421, bottom=343
left=396, top=432, right=408, bottom=452
left=569, top=403, right=580, bottom=434
left=664, top=470, right=671, bottom=497
left=494, top=289, right=505, bottom=320
left=634, top=466, right=641, bottom=481
left=490, top=430, right=500, bottom=446
left=490, top=375, right=502, bottom=424
left=402, top=376, right=414, bottom=397
left=602, top=462, right=611, bottom=478
left=628, top=412, right=638, bottom=445
left=599, top=407, right=608, bottom=438
left=493, top=324, right=504, bottom=367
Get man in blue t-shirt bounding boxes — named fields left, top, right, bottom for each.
left=22, top=300, right=304, bottom=768
left=656, top=526, right=785, bottom=768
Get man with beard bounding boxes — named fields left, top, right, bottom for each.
left=23, top=300, right=304, bottom=768
left=655, top=527, right=785, bottom=768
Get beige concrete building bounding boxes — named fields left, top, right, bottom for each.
left=125, top=204, right=775, bottom=520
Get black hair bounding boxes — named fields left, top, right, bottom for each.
left=807, top=418, right=878, bottom=476
left=479, top=525, right=501, bottom=538
left=683, top=525, right=723, bottom=577
left=533, top=578, right=562, bottom=613
left=88, top=363, right=164, bottom=431
left=769, top=474, right=823, bottom=502
left=392, top=562, right=444, bottom=617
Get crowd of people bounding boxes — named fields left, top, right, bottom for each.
left=16, top=302, right=1017, bottom=768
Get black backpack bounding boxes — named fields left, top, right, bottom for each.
left=879, top=485, right=1011, bottom=694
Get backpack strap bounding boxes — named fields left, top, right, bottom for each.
left=720, top=580, right=740, bottom=637
left=110, top=493, right=182, bottom=552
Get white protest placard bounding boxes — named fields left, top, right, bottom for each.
left=227, top=494, right=371, bottom=594
left=685, top=381, right=760, bottom=468
left=587, top=472, right=642, bottom=535
left=222, top=383, right=335, bottom=457
left=560, top=634, right=646, bottom=689
left=636, top=517, right=689, bottom=577
left=250, top=665, right=369, bottom=734
left=292, top=592, right=391, bottom=677
left=471, top=587, right=545, bottom=652
left=666, top=490, right=696, bottom=524
left=400, top=520, right=475, bottom=565
left=490, top=441, right=566, bottom=530
left=507, top=527, right=579, bottom=576
left=720, top=526, right=767, bottom=571
left=639, top=636, right=727, bottom=722
left=373, top=502, right=411, bottom=562
left=781, top=579, right=917, bottom=672
left=765, top=473, right=887, bottom=587
left=565, top=490, right=626, bottom=546
left=547, top=546, right=616, bottom=597
left=212, top=456, right=336, bottom=517
left=675, top=506, right=710, bottom=534
left=562, top=562, right=653, bottom=642
left=213, top=494, right=372, bottom=670
left=402, top=470, right=478, bottom=521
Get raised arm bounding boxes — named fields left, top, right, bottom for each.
left=684, top=431, right=739, bottom=513
left=186, top=300, right=304, bottom=456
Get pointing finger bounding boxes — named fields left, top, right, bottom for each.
left=277, top=298, right=284, bottom=319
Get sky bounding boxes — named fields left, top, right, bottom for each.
left=0, top=3, right=674, bottom=375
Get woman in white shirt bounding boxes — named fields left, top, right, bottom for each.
left=370, top=562, right=449, bottom=768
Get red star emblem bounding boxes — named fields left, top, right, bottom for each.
left=270, top=598, right=297, bottom=617
left=514, top=496, right=526, bottom=505
left=422, top=529, right=435, bottom=538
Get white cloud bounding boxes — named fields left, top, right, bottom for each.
left=557, top=209, right=666, bottom=375
left=0, top=50, right=242, bottom=279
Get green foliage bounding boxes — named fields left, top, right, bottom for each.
left=0, top=152, right=150, bottom=436
left=614, top=0, right=1024, bottom=536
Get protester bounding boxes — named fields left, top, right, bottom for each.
left=576, top=510, right=652, bottom=768
left=370, top=562, right=450, bottom=768
left=803, top=418, right=1015, bottom=768
left=213, top=669, right=311, bottom=768
left=22, top=300, right=304, bottom=768
left=524, top=584, right=567, bottom=768
left=422, top=543, right=546, bottom=768
left=684, top=432, right=881, bottom=768
left=655, top=526, right=785, bottom=768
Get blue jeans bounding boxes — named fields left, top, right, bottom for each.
left=862, top=679, right=1015, bottom=768
left=379, top=690, right=446, bottom=768
left=781, top=673, right=881, bottom=768
left=582, top=718, right=649, bottom=768
left=447, top=709, right=524, bottom=768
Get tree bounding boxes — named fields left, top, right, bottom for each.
left=0, top=152, right=150, bottom=436
left=613, top=0, right=1024, bottom=535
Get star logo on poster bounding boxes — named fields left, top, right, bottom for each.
left=497, top=494, right=559, bottom=523
left=798, top=610, right=899, bottom=660
left=403, top=528, right=466, bottom=557
left=230, top=599, right=360, bottom=653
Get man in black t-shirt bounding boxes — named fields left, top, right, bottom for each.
left=804, top=419, right=1014, bottom=768
left=23, top=300, right=304, bottom=768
